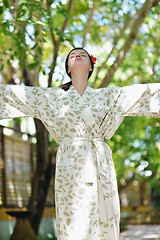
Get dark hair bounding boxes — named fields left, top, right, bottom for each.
left=61, top=47, right=94, bottom=91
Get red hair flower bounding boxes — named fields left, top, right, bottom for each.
left=91, top=54, right=97, bottom=64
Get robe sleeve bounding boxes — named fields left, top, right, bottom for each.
left=0, top=84, right=44, bottom=120
left=102, top=83, right=159, bottom=141
left=120, top=83, right=160, bottom=118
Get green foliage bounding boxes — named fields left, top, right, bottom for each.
left=38, top=233, right=57, bottom=240
left=109, top=116, right=160, bottom=192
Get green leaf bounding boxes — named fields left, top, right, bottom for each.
left=0, top=64, right=4, bottom=71
left=38, top=47, right=42, bottom=55
left=28, top=62, right=39, bottom=70
left=3, top=0, right=9, bottom=8
left=0, top=6, right=3, bottom=15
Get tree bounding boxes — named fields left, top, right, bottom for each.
left=0, top=0, right=159, bottom=234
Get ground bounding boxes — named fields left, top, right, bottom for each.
left=120, top=225, right=160, bottom=240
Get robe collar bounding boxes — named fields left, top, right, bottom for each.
left=69, top=85, right=91, bottom=98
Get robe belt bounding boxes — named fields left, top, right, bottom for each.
left=60, top=136, right=104, bottom=145
left=60, top=136, right=116, bottom=222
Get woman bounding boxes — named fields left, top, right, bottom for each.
left=0, top=47, right=159, bottom=240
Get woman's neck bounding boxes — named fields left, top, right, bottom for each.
left=71, top=72, right=88, bottom=96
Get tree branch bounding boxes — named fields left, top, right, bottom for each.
left=46, top=0, right=57, bottom=46
left=99, top=0, right=158, bottom=88
left=31, top=24, right=43, bottom=86
left=48, top=43, right=59, bottom=87
left=92, top=14, right=136, bottom=87
left=61, top=0, right=74, bottom=35
left=48, top=0, right=74, bottom=87
left=82, top=0, right=98, bottom=48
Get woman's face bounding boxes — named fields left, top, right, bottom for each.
left=67, top=49, right=92, bottom=75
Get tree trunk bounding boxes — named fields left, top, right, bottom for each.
left=140, top=181, right=146, bottom=206
left=28, top=119, right=54, bottom=235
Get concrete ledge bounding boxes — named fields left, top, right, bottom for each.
left=0, top=207, right=56, bottom=221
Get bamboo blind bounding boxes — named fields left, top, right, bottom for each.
left=0, top=126, right=55, bottom=208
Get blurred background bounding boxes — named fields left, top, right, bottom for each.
left=0, top=0, right=160, bottom=239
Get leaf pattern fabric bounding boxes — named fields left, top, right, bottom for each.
left=0, top=83, right=159, bottom=240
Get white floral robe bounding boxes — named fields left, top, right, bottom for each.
left=0, top=83, right=160, bottom=240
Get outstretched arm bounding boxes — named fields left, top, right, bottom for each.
left=0, top=85, right=45, bottom=120
left=120, top=83, right=160, bottom=118
left=101, top=83, right=159, bottom=140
